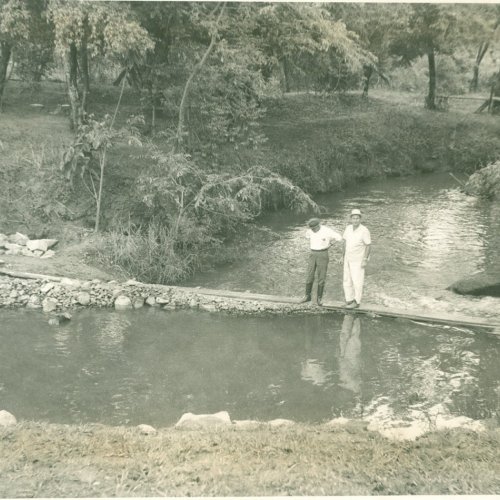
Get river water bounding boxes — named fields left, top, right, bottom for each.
left=1, top=308, right=498, bottom=427
left=1, top=173, right=499, bottom=428
left=188, top=172, right=500, bottom=322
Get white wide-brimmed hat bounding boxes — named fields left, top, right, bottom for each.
left=350, top=209, right=362, bottom=216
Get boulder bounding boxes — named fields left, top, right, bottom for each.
left=175, top=411, right=232, bottom=429
left=40, top=250, right=55, bottom=259
left=40, top=282, right=55, bottom=294
left=76, top=292, right=91, bottom=306
left=114, top=295, right=132, bottom=310
left=60, top=278, right=81, bottom=289
left=0, top=410, right=17, bottom=427
left=27, top=239, right=49, bottom=252
left=8, top=232, right=29, bottom=246
left=133, top=298, right=144, bottom=309
left=4, top=243, right=23, bottom=255
left=448, top=272, right=500, bottom=297
left=42, top=297, right=59, bottom=313
left=145, top=296, right=157, bottom=307
left=21, top=248, right=35, bottom=257
left=137, top=424, right=157, bottom=435
left=26, top=294, right=41, bottom=309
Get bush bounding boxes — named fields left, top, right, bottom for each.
left=464, top=161, right=500, bottom=199
left=92, top=220, right=203, bottom=284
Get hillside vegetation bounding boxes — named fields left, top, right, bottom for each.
left=2, top=82, right=500, bottom=282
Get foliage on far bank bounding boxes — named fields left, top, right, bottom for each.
left=465, top=160, right=500, bottom=199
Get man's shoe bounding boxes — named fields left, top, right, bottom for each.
left=298, top=283, right=313, bottom=304
left=345, top=300, right=359, bottom=309
left=345, top=300, right=355, bottom=306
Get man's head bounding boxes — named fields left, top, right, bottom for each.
left=350, top=209, right=362, bottom=227
left=308, top=218, right=321, bottom=232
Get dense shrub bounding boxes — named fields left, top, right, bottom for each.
left=465, top=161, right=500, bottom=199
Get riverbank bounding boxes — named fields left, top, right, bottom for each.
left=0, top=419, right=498, bottom=496
left=0, top=268, right=319, bottom=316
left=3, top=84, right=500, bottom=286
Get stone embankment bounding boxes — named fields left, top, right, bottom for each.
left=0, top=232, right=57, bottom=259
left=0, top=272, right=314, bottom=317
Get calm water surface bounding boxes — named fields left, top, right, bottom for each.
left=2, top=173, right=499, bottom=427
left=187, top=173, right=500, bottom=321
left=1, top=308, right=498, bottom=426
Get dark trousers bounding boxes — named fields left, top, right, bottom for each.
left=306, top=250, right=329, bottom=287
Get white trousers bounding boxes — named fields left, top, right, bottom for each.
left=343, top=259, right=365, bottom=304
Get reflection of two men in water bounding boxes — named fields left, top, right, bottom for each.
left=300, top=314, right=362, bottom=394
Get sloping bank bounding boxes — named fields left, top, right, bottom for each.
left=258, top=94, right=500, bottom=194
left=0, top=417, right=498, bottom=496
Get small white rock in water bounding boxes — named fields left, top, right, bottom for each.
left=133, top=298, right=144, bottom=309
left=0, top=410, right=17, bottom=427
left=137, top=424, right=157, bottom=435
left=155, top=296, right=170, bottom=305
left=0, top=259, right=4, bottom=266
left=42, top=297, right=58, bottom=313
left=76, top=292, right=91, bottom=306
left=175, top=411, right=232, bottom=429
left=145, top=296, right=157, bottom=307
left=114, top=295, right=132, bottom=310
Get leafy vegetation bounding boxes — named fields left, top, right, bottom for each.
left=2, top=2, right=500, bottom=282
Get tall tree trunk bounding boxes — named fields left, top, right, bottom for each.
left=490, top=69, right=500, bottom=114
left=67, top=43, right=83, bottom=130
left=470, top=42, right=489, bottom=93
left=176, top=2, right=225, bottom=153
left=282, top=57, right=291, bottom=93
left=362, top=64, right=373, bottom=98
left=0, top=41, right=12, bottom=109
left=81, top=15, right=90, bottom=95
left=425, top=49, right=436, bottom=110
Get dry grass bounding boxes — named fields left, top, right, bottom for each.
left=0, top=421, right=499, bottom=497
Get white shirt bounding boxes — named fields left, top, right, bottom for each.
left=305, top=225, right=342, bottom=250
left=343, top=224, right=371, bottom=262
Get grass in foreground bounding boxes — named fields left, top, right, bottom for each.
left=0, top=421, right=499, bottom=497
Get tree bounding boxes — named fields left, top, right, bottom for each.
left=465, top=4, right=500, bottom=92
left=253, top=3, right=371, bottom=93
left=61, top=75, right=143, bottom=232
left=327, top=3, right=402, bottom=96
left=48, top=0, right=153, bottom=129
left=176, top=2, right=226, bottom=152
left=0, top=0, right=30, bottom=106
left=390, top=4, right=463, bottom=110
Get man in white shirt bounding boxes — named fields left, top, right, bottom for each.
left=299, top=217, right=342, bottom=306
left=342, top=209, right=371, bottom=308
